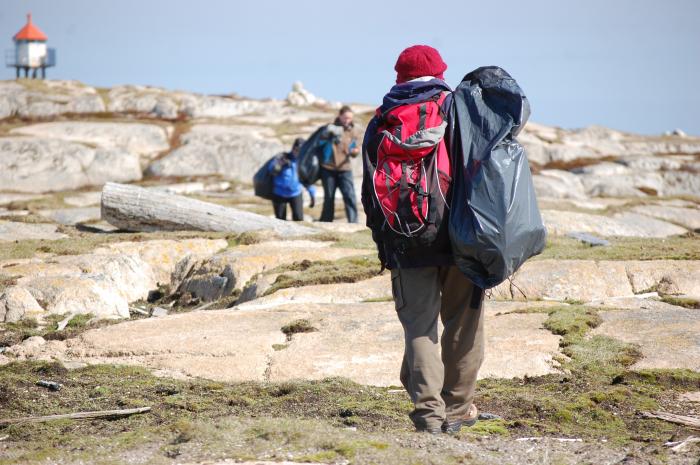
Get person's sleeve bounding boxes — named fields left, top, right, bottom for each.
left=268, top=155, right=285, bottom=174
left=361, top=116, right=387, bottom=267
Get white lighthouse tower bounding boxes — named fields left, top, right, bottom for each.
left=5, top=13, right=56, bottom=79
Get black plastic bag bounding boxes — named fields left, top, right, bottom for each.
left=448, top=66, right=546, bottom=289
left=297, top=126, right=326, bottom=185
left=253, top=156, right=277, bottom=200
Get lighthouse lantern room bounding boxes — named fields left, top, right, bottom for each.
left=5, top=13, right=56, bottom=79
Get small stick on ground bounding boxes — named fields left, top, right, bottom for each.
left=641, top=411, right=700, bottom=430
left=0, top=407, right=151, bottom=427
left=129, top=307, right=149, bottom=316
left=192, top=301, right=217, bottom=312
left=665, top=436, right=700, bottom=452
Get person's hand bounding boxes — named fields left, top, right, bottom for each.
left=350, top=147, right=360, bottom=156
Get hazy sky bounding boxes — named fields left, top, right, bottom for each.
left=2, top=0, right=699, bottom=135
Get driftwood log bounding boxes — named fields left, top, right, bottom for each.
left=0, top=407, right=151, bottom=427
left=641, top=411, right=700, bottom=430
left=101, top=182, right=316, bottom=237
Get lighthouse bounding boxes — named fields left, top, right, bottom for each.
left=5, top=13, right=56, bottom=79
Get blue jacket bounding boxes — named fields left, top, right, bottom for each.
left=269, top=153, right=303, bottom=198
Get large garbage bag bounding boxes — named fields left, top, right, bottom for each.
left=448, top=66, right=546, bottom=289
left=253, top=156, right=277, bottom=200
left=297, top=126, right=326, bottom=185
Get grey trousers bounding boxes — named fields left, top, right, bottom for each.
left=390, top=265, right=485, bottom=430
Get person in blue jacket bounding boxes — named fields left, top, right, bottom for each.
left=268, top=138, right=315, bottom=221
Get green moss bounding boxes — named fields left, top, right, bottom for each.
left=1, top=358, right=696, bottom=464
left=539, top=235, right=700, bottom=261
left=362, top=296, right=393, bottom=303
left=659, top=295, right=700, bottom=309
left=0, top=317, right=41, bottom=346
left=0, top=313, right=122, bottom=347
left=463, top=419, right=509, bottom=436
left=3, top=192, right=71, bottom=212
left=297, top=450, right=338, bottom=462
left=543, top=305, right=603, bottom=339
left=264, top=254, right=380, bottom=295
left=0, top=229, right=232, bottom=262
left=281, top=319, right=317, bottom=340
left=309, top=229, right=376, bottom=250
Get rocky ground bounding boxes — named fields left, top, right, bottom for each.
left=0, top=79, right=699, bottom=465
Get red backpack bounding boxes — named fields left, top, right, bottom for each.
left=365, top=93, right=451, bottom=249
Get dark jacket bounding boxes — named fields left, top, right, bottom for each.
left=361, top=78, right=454, bottom=269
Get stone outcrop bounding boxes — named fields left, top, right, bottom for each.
left=542, top=210, right=687, bottom=237
left=107, top=84, right=283, bottom=119
left=0, top=238, right=227, bottom=321
left=145, top=124, right=284, bottom=180
left=0, top=137, right=142, bottom=193
left=491, top=259, right=700, bottom=301
left=0, top=80, right=105, bottom=119
left=594, top=307, right=700, bottom=371
left=175, top=240, right=371, bottom=304
left=0, top=286, right=44, bottom=323
left=10, top=122, right=171, bottom=160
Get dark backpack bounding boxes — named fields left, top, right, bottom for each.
left=253, top=156, right=278, bottom=200
left=364, top=93, right=451, bottom=250
left=297, top=126, right=326, bottom=185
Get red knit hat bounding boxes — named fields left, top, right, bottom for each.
left=394, top=45, right=447, bottom=84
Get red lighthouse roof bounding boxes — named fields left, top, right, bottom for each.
left=13, top=13, right=48, bottom=42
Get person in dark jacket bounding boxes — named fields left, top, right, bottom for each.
left=269, top=137, right=310, bottom=221
left=361, top=45, right=485, bottom=434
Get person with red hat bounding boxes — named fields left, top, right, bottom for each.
left=361, top=45, right=485, bottom=434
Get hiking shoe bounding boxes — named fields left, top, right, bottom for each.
left=415, top=425, right=442, bottom=435
left=443, top=404, right=478, bottom=434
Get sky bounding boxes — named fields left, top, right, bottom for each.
left=1, top=0, right=699, bottom=135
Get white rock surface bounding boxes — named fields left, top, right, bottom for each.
left=178, top=240, right=371, bottom=303
left=0, top=220, right=67, bottom=241
left=0, top=80, right=105, bottom=119
left=491, top=259, right=700, bottom=301
left=107, top=84, right=283, bottom=119
left=594, top=307, right=700, bottom=371
left=286, top=81, right=331, bottom=107
left=542, top=210, right=687, bottom=237
left=37, top=207, right=101, bottom=225
left=2, top=238, right=227, bottom=320
left=11, top=122, right=171, bottom=159
left=533, top=170, right=588, bottom=199
left=0, top=286, right=44, bottom=322
left=13, top=300, right=562, bottom=384
left=0, top=136, right=142, bottom=193
left=630, top=205, right=700, bottom=231
left=63, top=192, right=102, bottom=207
left=145, top=124, right=284, bottom=180
left=0, top=193, right=43, bottom=205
